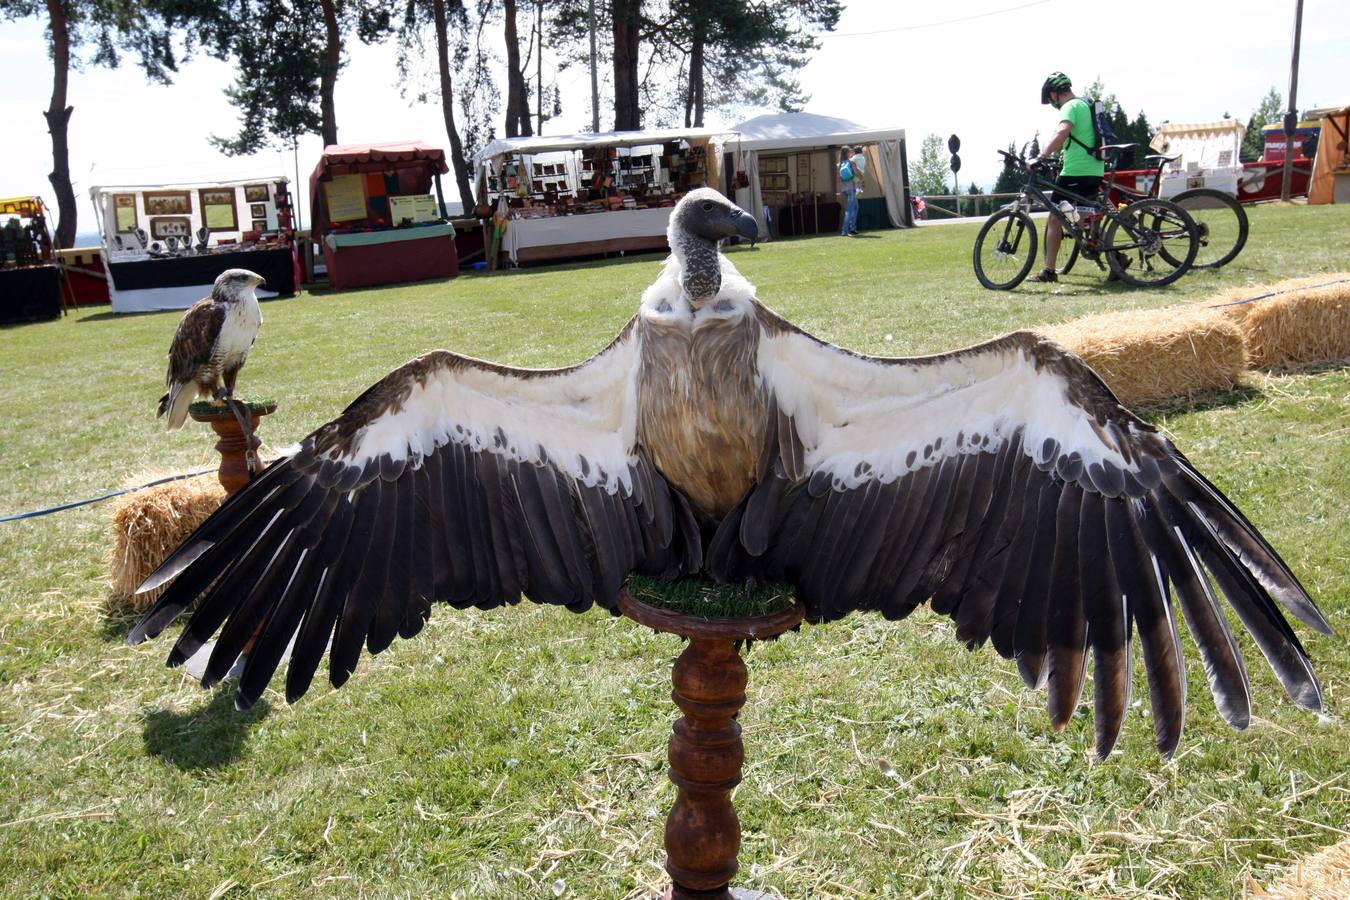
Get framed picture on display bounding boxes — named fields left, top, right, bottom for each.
left=244, top=184, right=270, bottom=203
left=150, top=216, right=191, bottom=239
left=113, top=194, right=138, bottom=232
left=143, top=191, right=191, bottom=216
left=199, top=188, right=239, bottom=231
left=250, top=203, right=267, bottom=219
left=251, top=219, right=268, bottom=233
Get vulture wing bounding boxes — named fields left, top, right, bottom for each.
left=129, top=320, right=701, bottom=709
left=712, top=312, right=1329, bottom=757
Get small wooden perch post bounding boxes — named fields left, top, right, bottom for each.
left=189, top=400, right=276, bottom=494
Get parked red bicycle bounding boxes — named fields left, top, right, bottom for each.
left=1058, top=144, right=1248, bottom=275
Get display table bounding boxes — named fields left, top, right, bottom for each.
left=321, top=223, right=457, bottom=290
left=505, top=206, right=673, bottom=264
left=0, top=264, right=62, bottom=324
left=106, top=246, right=297, bottom=313
left=775, top=201, right=841, bottom=236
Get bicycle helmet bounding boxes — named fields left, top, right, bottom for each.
left=1041, top=72, right=1072, bottom=105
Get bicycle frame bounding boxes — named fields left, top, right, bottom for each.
left=1008, top=161, right=1151, bottom=254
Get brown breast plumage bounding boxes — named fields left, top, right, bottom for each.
left=636, top=311, right=769, bottom=521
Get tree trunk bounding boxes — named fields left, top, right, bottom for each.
left=503, top=0, right=532, bottom=137
left=611, top=0, right=641, bottom=130
left=319, top=0, right=341, bottom=146
left=688, top=29, right=704, bottom=128
left=44, top=0, right=76, bottom=249
left=433, top=0, right=475, bottom=211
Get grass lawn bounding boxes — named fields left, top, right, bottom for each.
left=1, top=202, right=1347, bottom=898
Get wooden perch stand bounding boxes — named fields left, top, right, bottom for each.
left=619, top=589, right=805, bottom=899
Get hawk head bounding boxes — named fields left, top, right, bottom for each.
left=211, top=269, right=266, bottom=303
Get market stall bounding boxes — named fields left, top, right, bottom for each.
left=0, top=195, right=64, bottom=324
left=1235, top=119, right=1319, bottom=202
left=474, top=127, right=723, bottom=265
left=1147, top=120, right=1245, bottom=196
left=89, top=178, right=298, bottom=313
left=721, top=113, right=911, bottom=239
left=309, top=141, right=457, bottom=290
left=1307, top=103, right=1350, bottom=205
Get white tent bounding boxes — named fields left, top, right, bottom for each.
left=722, top=113, right=910, bottom=238
left=1149, top=120, right=1245, bottom=197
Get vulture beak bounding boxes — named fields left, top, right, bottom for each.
left=732, top=209, right=758, bottom=241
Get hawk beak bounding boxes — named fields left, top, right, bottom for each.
left=252, top=275, right=267, bottom=289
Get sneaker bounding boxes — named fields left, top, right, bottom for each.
left=849, top=229, right=860, bottom=235
left=1027, top=268, right=1058, bottom=283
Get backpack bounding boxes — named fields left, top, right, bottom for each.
left=1067, top=96, right=1117, bottom=160
left=839, top=160, right=855, bottom=182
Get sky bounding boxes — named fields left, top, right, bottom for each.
left=2, top=0, right=1348, bottom=242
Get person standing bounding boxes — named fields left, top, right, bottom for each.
left=850, top=145, right=868, bottom=193
left=839, top=147, right=860, bottom=237
left=1028, top=72, right=1104, bottom=282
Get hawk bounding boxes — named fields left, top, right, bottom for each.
left=157, top=268, right=265, bottom=430
left=130, top=191, right=1327, bottom=759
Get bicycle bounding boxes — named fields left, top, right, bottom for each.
left=1058, top=144, right=1248, bottom=275
left=972, top=148, right=1199, bottom=290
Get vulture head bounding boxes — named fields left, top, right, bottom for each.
left=212, top=268, right=266, bottom=303
left=667, top=189, right=759, bottom=305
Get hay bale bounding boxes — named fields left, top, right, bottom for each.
left=1251, top=837, right=1350, bottom=899
left=1041, top=305, right=1248, bottom=408
left=1212, top=273, right=1350, bottom=370
left=106, top=475, right=225, bottom=616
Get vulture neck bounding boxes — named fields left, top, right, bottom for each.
left=674, top=231, right=721, bottom=306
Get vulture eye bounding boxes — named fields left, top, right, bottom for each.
left=701, top=201, right=714, bottom=212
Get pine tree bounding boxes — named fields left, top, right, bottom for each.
left=1243, top=87, right=1282, bottom=162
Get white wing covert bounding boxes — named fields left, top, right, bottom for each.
left=710, top=322, right=1328, bottom=757
left=130, top=323, right=701, bottom=709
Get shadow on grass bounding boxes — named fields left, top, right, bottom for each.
left=1138, top=383, right=1268, bottom=419
left=143, top=688, right=270, bottom=770
left=99, top=605, right=140, bottom=642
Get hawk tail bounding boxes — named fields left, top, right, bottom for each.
left=159, top=383, right=194, bottom=430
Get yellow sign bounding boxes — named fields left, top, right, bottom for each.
left=325, top=174, right=367, bottom=223
left=389, top=194, right=439, bottom=223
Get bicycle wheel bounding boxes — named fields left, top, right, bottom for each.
left=1102, top=199, right=1198, bottom=287
left=973, top=208, right=1038, bottom=290
left=1056, top=232, right=1080, bottom=275
left=1170, top=188, right=1248, bottom=269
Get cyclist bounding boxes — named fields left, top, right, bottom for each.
left=1028, top=72, right=1104, bottom=283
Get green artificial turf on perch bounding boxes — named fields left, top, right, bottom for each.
left=626, top=575, right=795, bottom=620
left=188, top=398, right=277, bottom=416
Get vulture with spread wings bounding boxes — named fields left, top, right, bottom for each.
left=130, top=189, right=1328, bottom=759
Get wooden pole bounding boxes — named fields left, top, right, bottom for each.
left=1280, top=0, right=1305, bottom=202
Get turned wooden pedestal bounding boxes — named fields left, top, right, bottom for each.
left=619, top=590, right=805, bottom=900
left=189, top=401, right=276, bottom=494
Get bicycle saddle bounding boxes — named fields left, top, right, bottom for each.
left=1145, top=153, right=1180, bottom=164
left=1099, top=143, right=1139, bottom=156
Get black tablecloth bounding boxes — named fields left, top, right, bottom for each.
left=107, top=246, right=296, bottom=295
left=0, top=265, right=62, bottom=325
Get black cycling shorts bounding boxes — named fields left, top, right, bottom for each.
left=1051, top=175, right=1102, bottom=205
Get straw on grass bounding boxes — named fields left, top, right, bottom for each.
left=1252, top=837, right=1350, bottom=899
left=1042, top=305, right=1248, bottom=408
